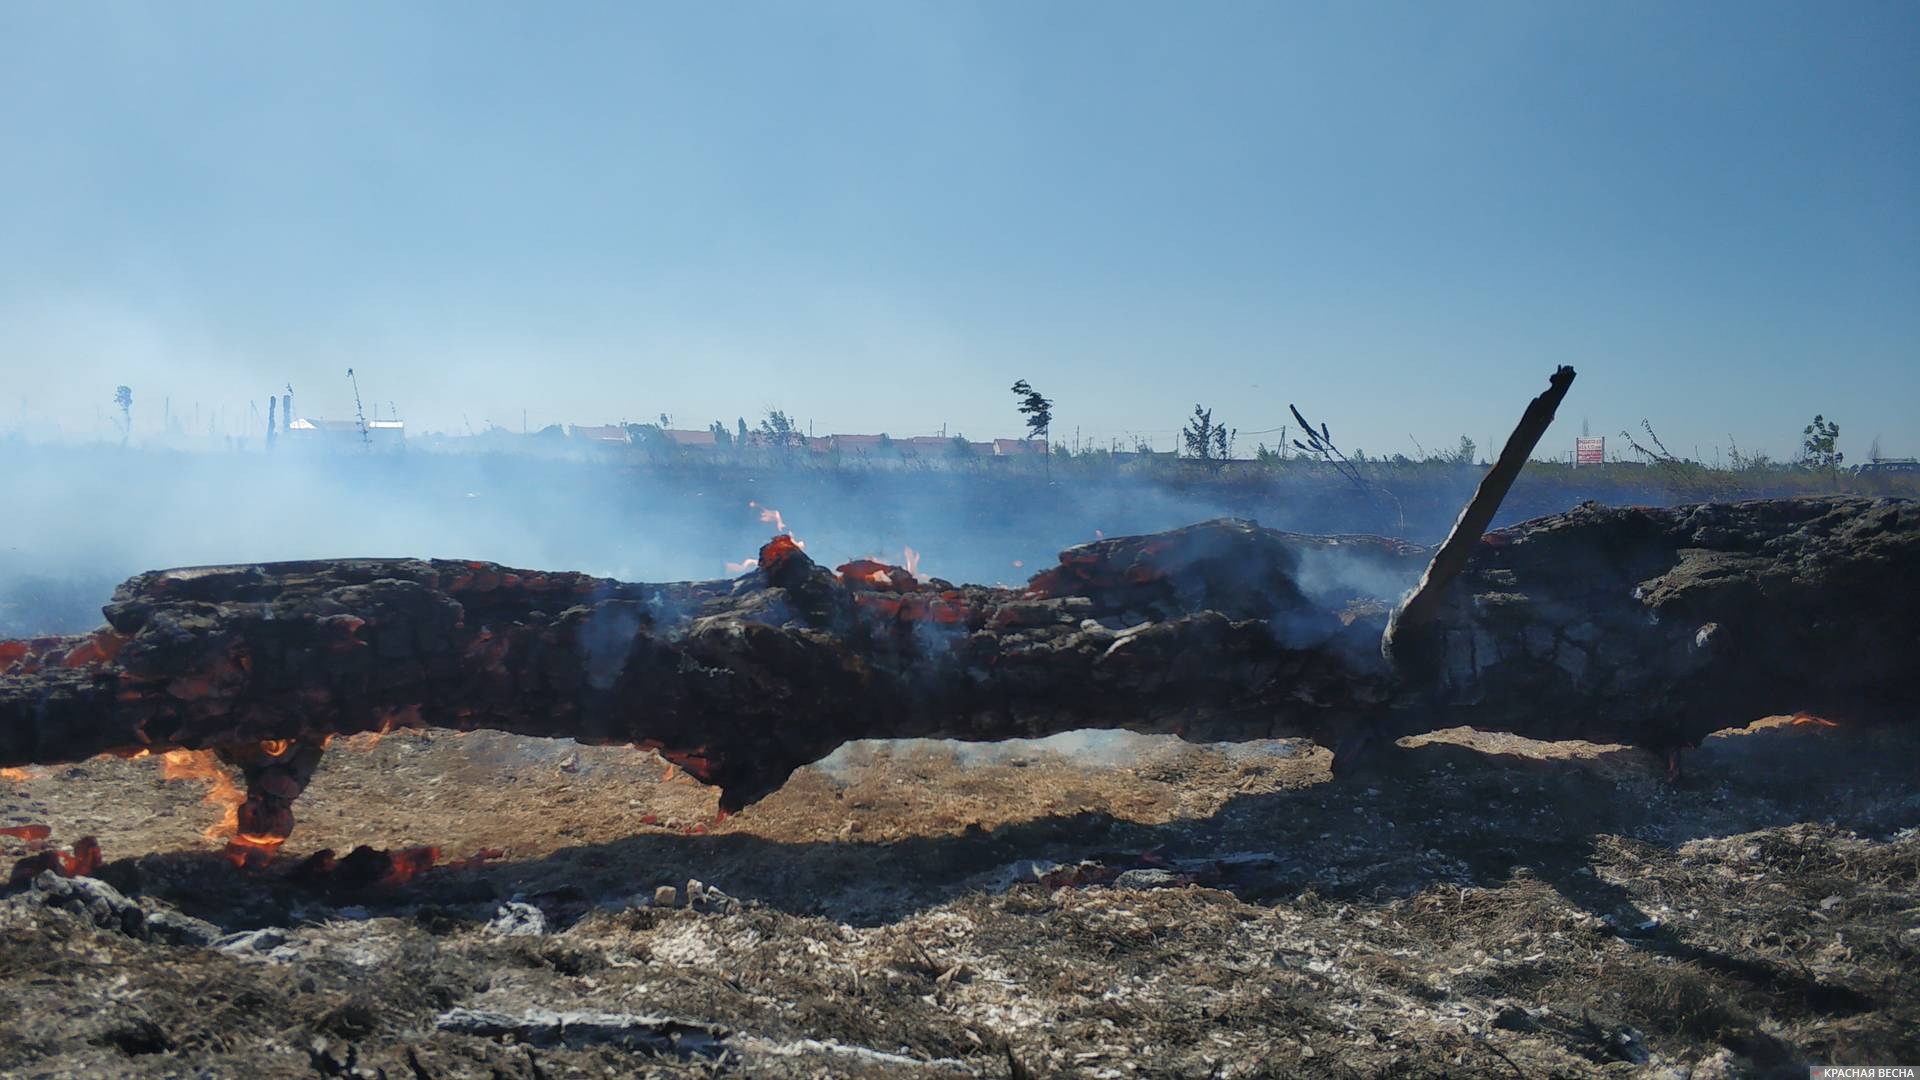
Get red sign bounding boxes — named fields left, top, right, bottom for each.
left=1575, top=437, right=1605, bottom=466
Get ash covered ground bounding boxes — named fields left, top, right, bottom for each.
left=2, top=718, right=1916, bottom=1079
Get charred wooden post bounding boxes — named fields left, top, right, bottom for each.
left=218, top=740, right=327, bottom=857
left=1383, top=365, right=1576, bottom=673
left=2, top=497, right=1916, bottom=844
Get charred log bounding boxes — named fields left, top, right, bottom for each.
left=2, top=497, right=1916, bottom=845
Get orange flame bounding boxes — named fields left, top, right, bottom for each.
left=741, top=502, right=804, bottom=557
left=0, top=767, right=37, bottom=782
left=341, top=713, right=400, bottom=751
left=1790, top=712, right=1841, bottom=729
left=222, top=832, right=285, bottom=868
left=160, top=749, right=247, bottom=842
left=257, top=739, right=293, bottom=757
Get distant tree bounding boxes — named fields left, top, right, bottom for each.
left=758, top=409, right=805, bottom=451
left=877, top=432, right=894, bottom=453
left=112, top=385, right=132, bottom=444
left=1801, top=414, right=1843, bottom=469
left=625, top=422, right=676, bottom=460
left=736, top=417, right=749, bottom=450
left=1009, top=379, right=1054, bottom=473
left=1452, top=434, right=1477, bottom=466
left=1181, top=405, right=1235, bottom=463
left=709, top=420, right=733, bottom=452
left=1255, top=442, right=1283, bottom=463
left=949, top=434, right=974, bottom=457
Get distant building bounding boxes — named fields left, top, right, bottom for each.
left=284, top=417, right=404, bottom=451
left=660, top=428, right=722, bottom=452
left=568, top=424, right=631, bottom=446
left=1859, top=456, right=1919, bottom=474
left=830, top=434, right=887, bottom=454
left=993, top=438, right=1044, bottom=456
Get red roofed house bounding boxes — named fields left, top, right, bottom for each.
left=662, top=428, right=720, bottom=452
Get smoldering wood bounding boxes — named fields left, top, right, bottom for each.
left=1384, top=365, right=1577, bottom=665
left=2, top=496, right=1915, bottom=843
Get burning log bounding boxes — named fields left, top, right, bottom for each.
left=2, top=494, right=1916, bottom=852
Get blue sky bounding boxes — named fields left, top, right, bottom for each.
left=2, top=2, right=1915, bottom=460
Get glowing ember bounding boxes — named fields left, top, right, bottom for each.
left=1790, top=712, right=1841, bottom=729
left=222, top=832, right=286, bottom=868
left=749, top=502, right=802, bottom=545
left=0, top=823, right=52, bottom=841
left=0, top=767, right=38, bottom=782
left=383, top=844, right=440, bottom=884
left=7, top=836, right=101, bottom=886
left=257, top=738, right=294, bottom=757
left=292, top=844, right=441, bottom=887
left=756, top=533, right=810, bottom=579
left=728, top=502, right=809, bottom=573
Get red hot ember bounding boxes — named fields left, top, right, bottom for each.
left=8, top=836, right=102, bottom=887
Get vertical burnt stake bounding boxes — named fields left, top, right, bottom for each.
left=1382, top=366, right=1576, bottom=672
left=218, top=740, right=328, bottom=844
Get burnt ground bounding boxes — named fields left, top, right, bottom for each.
left=1, top=717, right=1916, bottom=1078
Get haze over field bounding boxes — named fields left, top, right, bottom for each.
left=2, top=2, right=1916, bottom=463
